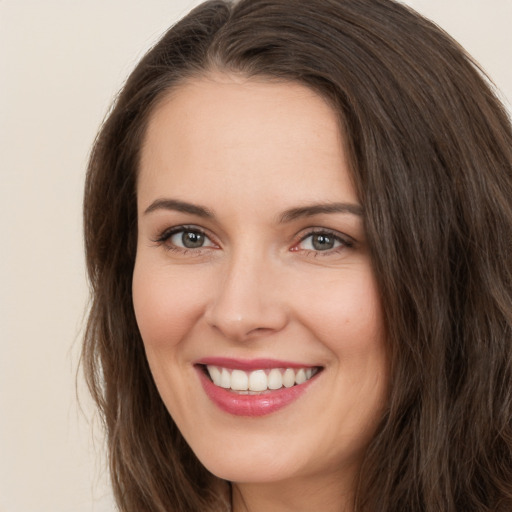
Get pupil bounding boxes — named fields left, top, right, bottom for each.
left=312, top=234, right=334, bottom=251
left=182, top=231, right=204, bottom=248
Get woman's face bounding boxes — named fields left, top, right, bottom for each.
left=133, top=75, right=388, bottom=491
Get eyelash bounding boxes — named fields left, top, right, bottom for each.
left=153, top=225, right=354, bottom=257
left=153, top=225, right=217, bottom=255
left=294, top=228, right=354, bottom=256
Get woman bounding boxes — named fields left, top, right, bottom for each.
left=82, top=0, right=512, bottom=510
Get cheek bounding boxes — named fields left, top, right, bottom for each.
left=298, top=267, right=385, bottom=352
left=132, top=258, right=208, bottom=350
left=131, top=258, right=210, bottom=419
left=308, top=270, right=388, bottom=442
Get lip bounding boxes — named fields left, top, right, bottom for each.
left=195, top=356, right=317, bottom=371
left=195, top=359, right=321, bottom=417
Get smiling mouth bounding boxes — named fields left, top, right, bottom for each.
left=200, top=365, right=322, bottom=394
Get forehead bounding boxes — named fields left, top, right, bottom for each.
left=138, top=74, right=356, bottom=210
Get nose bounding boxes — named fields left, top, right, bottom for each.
left=204, top=250, right=289, bottom=342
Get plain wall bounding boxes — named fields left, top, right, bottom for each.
left=0, top=1, right=510, bottom=511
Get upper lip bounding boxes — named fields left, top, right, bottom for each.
left=194, top=357, right=320, bottom=371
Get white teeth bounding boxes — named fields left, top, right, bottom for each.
left=220, top=368, right=231, bottom=389
left=231, top=369, right=249, bottom=391
left=209, top=366, right=222, bottom=386
left=295, top=368, right=306, bottom=385
left=206, top=365, right=318, bottom=392
left=248, top=370, right=268, bottom=392
left=267, top=368, right=283, bottom=390
left=282, top=368, right=295, bottom=388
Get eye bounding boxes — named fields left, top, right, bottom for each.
left=154, top=226, right=216, bottom=251
left=293, top=229, right=354, bottom=254
left=170, top=229, right=214, bottom=249
left=300, top=233, right=341, bottom=251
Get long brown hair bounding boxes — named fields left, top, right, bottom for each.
left=83, top=0, right=512, bottom=510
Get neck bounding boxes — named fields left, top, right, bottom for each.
left=231, top=471, right=355, bottom=512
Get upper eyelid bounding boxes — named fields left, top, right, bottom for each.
left=153, top=225, right=211, bottom=242
left=152, top=226, right=218, bottom=254
left=152, top=224, right=355, bottom=250
left=296, top=227, right=355, bottom=243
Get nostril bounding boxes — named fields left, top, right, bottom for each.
left=247, top=326, right=274, bottom=336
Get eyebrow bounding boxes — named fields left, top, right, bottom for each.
left=143, top=198, right=214, bottom=218
left=143, top=198, right=363, bottom=222
left=277, top=202, right=363, bottom=223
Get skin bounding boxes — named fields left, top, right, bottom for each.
left=133, top=74, right=389, bottom=512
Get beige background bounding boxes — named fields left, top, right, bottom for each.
left=0, top=1, right=510, bottom=511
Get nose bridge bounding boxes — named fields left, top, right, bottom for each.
left=205, top=243, right=287, bottom=341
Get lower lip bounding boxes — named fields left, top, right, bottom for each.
left=196, top=367, right=317, bottom=417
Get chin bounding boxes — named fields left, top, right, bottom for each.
left=202, top=453, right=301, bottom=484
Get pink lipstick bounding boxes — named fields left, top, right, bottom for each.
left=195, top=358, right=321, bottom=417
